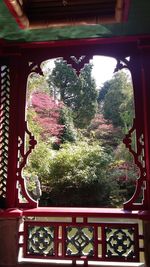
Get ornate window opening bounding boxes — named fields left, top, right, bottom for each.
left=17, top=54, right=145, bottom=265
left=20, top=54, right=146, bottom=211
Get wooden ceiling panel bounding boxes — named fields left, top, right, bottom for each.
left=4, top=0, right=130, bottom=29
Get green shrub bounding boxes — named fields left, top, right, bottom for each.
left=40, top=141, right=119, bottom=207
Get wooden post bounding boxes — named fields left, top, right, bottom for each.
left=0, top=218, right=19, bottom=266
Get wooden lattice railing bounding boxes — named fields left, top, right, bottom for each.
left=17, top=208, right=145, bottom=266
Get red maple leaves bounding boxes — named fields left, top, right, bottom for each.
left=31, top=92, right=64, bottom=141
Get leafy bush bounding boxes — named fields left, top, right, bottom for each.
left=24, top=140, right=55, bottom=183
left=40, top=141, right=119, bottom=207
left=109, top=158, right=138, bottom=205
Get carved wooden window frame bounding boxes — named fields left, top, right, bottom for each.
left=1, top=36, right=150, bottom=211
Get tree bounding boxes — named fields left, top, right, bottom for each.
left=119, top=90, right=134, bottom=133
left=48, top=58, right=79, bottom=103
left=48, top=59, right=98, bottom=128
left=99, top=71, right=134, bottom=129
left=31, top=91, right=64, bottom=142
left=74, top=64, right=98, bottom=128
left=58, top=106, right=77, bottom=143
left=98, top=80, right=111, bottom=103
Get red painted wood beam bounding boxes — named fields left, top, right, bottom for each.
left=0, top=35, right=149, bottom=51
left=22, top=207, right=142, bottom=219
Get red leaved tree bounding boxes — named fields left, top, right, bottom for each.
left=31, top=92, right=64, bottom=142
left=87, top=113, right=122, bottom=147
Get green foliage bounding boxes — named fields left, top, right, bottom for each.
left=48, top=58, right=79, bottom=103
left=26, top=108, right=43, bottom=140
left=59, top=106, right=77, bottom=143
left=24, top=107, right=55, bottom=183
left=24, top=140, right=54, bottom=183
left=74, top=64, right=98, bottom=128
left=40, top=141, right=119, bottom=207
left=25, top=63, right=137, bottom=208
left=120, top=90, right=134, bottom=133
left=96, top=71, right=137, bottom=206
left=98, top=81, right=110, bottom=103
left=100, top=71, right=134, bottom=129
left=114, top=142, right=133, bottom=162
left=110, top=159, right=137, bottom=204
left=48, top=59, right=98, bottom=128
